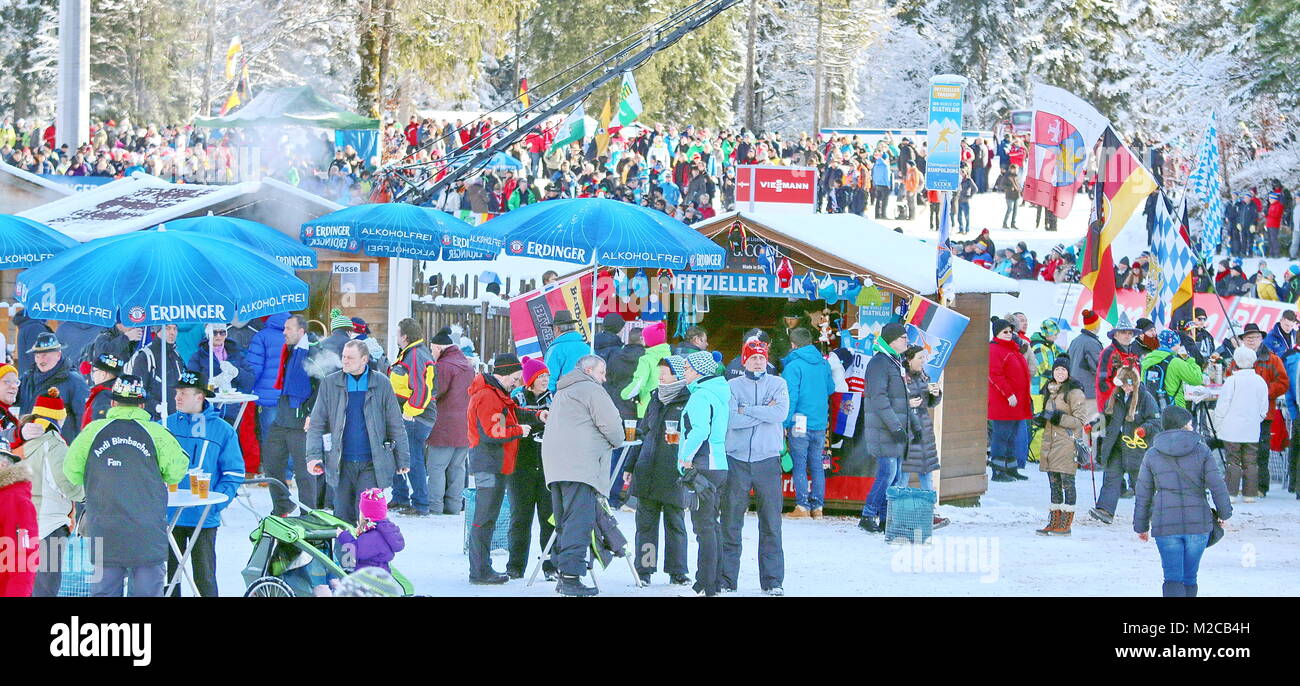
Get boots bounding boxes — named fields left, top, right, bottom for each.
left=1184, top=584, right=1198, bottom=597
left=1089, top=507, right=1114, bottom=524
left=1049, top=506, right=1074, bottom=536
left=1162, top=581, right=1186, bottom=597
left=556, top=574, right=598, bottom=597
left=1035, top=508, right=1061, bottom=535
left=990, top=468, right=1016, bottom=483
left=1007, top=467, right=1030, bottom=481
left=858, top=516, right=883, bottom=533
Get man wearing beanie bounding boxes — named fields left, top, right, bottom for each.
left=465, top=354, right=534, bottom=584
left=388, top=318, right=439, bottom=515
left=1187, top=307, right=1215, bottom=362
left=859, top=322, right=913, bottom=530
left=594, top=313, right=626, bottom=362
left=64, top=375, right=190, bottom=597
left=17, top=388, right=84, bottom=596
left=725, top=329, right=776, bottom=381
left=721, top=338, right=789, bottom=594
left=542, top=355, right=624, bottom=596
left=676, top=349, right=731, bottom=596
left=320, top=308, right=355, bottom=363
left=165, top=370, right=245, bottom=596
left=542, top=310, right=591, bottom=394
left=781, top=327, right=836, bottom=517
left=1066, top=310, right=1103, bottom=405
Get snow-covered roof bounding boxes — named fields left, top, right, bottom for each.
left=694, top=210, right=1020, bottom=295
left=0, top=161, right=76, bottom=197
left=17, top=172, right=340, bottom=242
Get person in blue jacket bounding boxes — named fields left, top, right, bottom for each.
left=542, top=310, right=591, bottom=394
left=186, top=324, right=255, bottom=423
left=245, top=313, right=288, bottom=437
left=781, top=328, right=836, bottom=518
left=164, top=370, right=244, bottom=597
left=1264, top=310, right=1300, bottom=419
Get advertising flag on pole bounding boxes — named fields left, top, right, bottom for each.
left=1081, top=126, right=1158, bottom=324
left=546, top=102, right=591, bottom=153
left=936, top=192, right=953, bottom=302
left=924, top=74, right=968, bottom=191
left=220, top=36, right=250, bottom=116
left=596, top=97, right=614, bottom=157
left=902, top=294, right=970, bottom=381
left=1023, top=84, right=1110, bottom=218
left=616, top=71, right=643, bottom=127
left=1185, top=112, right=1226, bottom=261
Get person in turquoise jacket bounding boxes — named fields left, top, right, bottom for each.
left=164, top=370, right=244, bottom=596
left=675, top=350, right=730, bottom=596
left=780, top=328, right=836, bottom=517
left=543, top=310, right=591, bottom=394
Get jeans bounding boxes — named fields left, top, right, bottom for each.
left=989, top=420, right=1022, bottom=472
left=93, top=564, right=166, bottom=597
left=1154, top=533, right=1210, bottom=585
left=1015, top=420, right=1030, bottom=469
left=957, top=202, right=971, bottom=232
left=391, top=420, right=433, bottom=511
left=166, top=526, right=219, bottom=597
left=914, top=471, right=934, bottom=491
left=426, top=446, right=469, bottom=514
left=788, top=429, right=826, bottom=509
left=861, top=456, right=907, bottom=517
left=32, top=526, right=70, bottom=597
left=1003, top=197, right=1018, bottom=227
left=720, top=456, right=784, bottom=591
left=467, top=472, right=506, bottom=579
left=506, top=466, right=554, bottom=575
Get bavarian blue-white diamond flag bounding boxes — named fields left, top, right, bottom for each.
left=1149, top=193, right=1195, bottom=329
left=1186, top=112, right=1225, bottom=261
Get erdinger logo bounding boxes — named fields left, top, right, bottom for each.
left=441, top=234, right=452, bottom=246
left=348, top=239, right=358, bottom=251
left=127, top=306, right=146, bottom=324
left=509, top=240, right=525, bottom=254
left=14, top=282, right=26, bottom=300
left=758, top=178, right=810, bottom=193
left=304, top=226, right=315, bottom=237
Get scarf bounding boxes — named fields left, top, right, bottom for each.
left=213, top=342, right=229, bottom=363
left=656, top=378, right=689, bottom=404
left=275, top=338, right=314, bottom=409
left=872, top=335, right=901, bottom=358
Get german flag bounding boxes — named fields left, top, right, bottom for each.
left=518, top=77, right=529, bottom=109
left=1081, top=126, right=1157, bottom=324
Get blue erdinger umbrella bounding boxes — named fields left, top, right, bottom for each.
left=0, top=214, right=79, bottom=269
left=482, top=198, right=726, bottom=271
left=160, top=212, right=318, bottom=269
left=17, top=228, right=309, bottom=327
left=300, top=203, right=490, bottom=261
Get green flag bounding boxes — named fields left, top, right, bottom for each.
left=616, top=71, right=643, bottom=127
left=547, top=103, right=589, bottom=153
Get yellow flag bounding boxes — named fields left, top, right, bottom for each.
left=224, top=36, right=243, bottom=81
left=596, top=97, right=614, bottom=156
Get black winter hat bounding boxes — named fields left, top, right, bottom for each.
left=1161, top=406, right=1193, bottom=431
left=880, top=322, right=908, bottom=345
left=430, top=327, right=454, bottom=346
left=1136, top=317, right=1155, bottom=332
left=990, top=316, right=1014, bottom=337
left=492, top=354, right=522, bottom=376
left=1052, top=354, right=1071, bottom=373
left=601, top=312, right=626, bottom=333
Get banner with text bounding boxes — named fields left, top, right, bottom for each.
left=734, top=165, right=817, bottom=214
left=925, top=75, right=968, bottom=191
left=508, top=270, right=595, bottom=359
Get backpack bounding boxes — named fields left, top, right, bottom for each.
left=1142, top=356, right=1174, bottom=408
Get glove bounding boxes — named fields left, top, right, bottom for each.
left=1032, top=413, right=1047, bottom=428
left=1048, top=410, right=1064, bottom=426
left=891, top=427, right=908, bottom=443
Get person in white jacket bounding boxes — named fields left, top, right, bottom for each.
left=1211, top=346, right=1269, bottom=502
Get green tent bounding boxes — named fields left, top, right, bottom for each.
left=194, top=86, right=379, bottom=130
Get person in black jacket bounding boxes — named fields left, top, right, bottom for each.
left=594, top=313, right=625, bottom=362
left=18, top=333, right=89, bottom=443
left=506, top=358, right=554, bottom=580
left=1090, top=364, right=1162, bottom=524
left=857, top=323, right=911, bottom=533
left=623, top=356, right=692, bottom=586
left=605, top=327, right=644, bottom=419
left=80, top=324, right=143, bottom=380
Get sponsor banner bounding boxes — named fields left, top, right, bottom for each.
left=734, top=165, right=816, bottom=214
left=0, top=252, right=58, bottom=269
left=38, top=174, right=114, bottom=193
left=902, top=294, right=970, bottom=380
left=671, top=271, right=857, bottom=299
left=508, top=270, right=595, bottom=359
left=301, top=224, right=360, bottom=253
left=504, top=239, right=590, bottom=265
left=925, top=75, right=968, bottom=191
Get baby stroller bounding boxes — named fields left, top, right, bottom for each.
left=240, top=477, right=414, bottom=597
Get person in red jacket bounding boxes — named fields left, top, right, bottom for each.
left=1265, top=183, right=1286, bottom=257
left=464, top=354, right=536, bottom=585
left=989, top=317, right=1032, bottom=482
left=1096, top=314, right=1143, bottom=413
left=0, top=449, right=38, bottom=597
left=1226, top=322, right=1290, bottom=495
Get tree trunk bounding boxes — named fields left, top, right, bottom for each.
left=355, top=0, right=382, bottom=118
left=201, top=0, right=215, bottom=116
left=812, top=0, right=823, bottom=132
left=743, top=0, right=757, bottom=131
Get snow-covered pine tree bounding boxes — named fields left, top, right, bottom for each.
left=0, top=0, right=58, bottom=120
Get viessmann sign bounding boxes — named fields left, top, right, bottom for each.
left=734, top=165, right=817, bottom=215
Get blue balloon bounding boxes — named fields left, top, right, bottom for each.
left=17, top=228, right=309, bottom=327
left=0, top=214, right=79, bottom=270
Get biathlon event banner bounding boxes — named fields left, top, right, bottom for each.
left=508, top=270, right=594, bottom=359
left=924, top=74, right=968, bottom=192
left=902, top=294, right=969, bottom=381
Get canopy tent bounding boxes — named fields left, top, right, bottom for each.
left=194, top=86, right=380, bottom=130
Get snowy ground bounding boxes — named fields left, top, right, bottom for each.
left=207, top=467, right=1300, bottom=597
